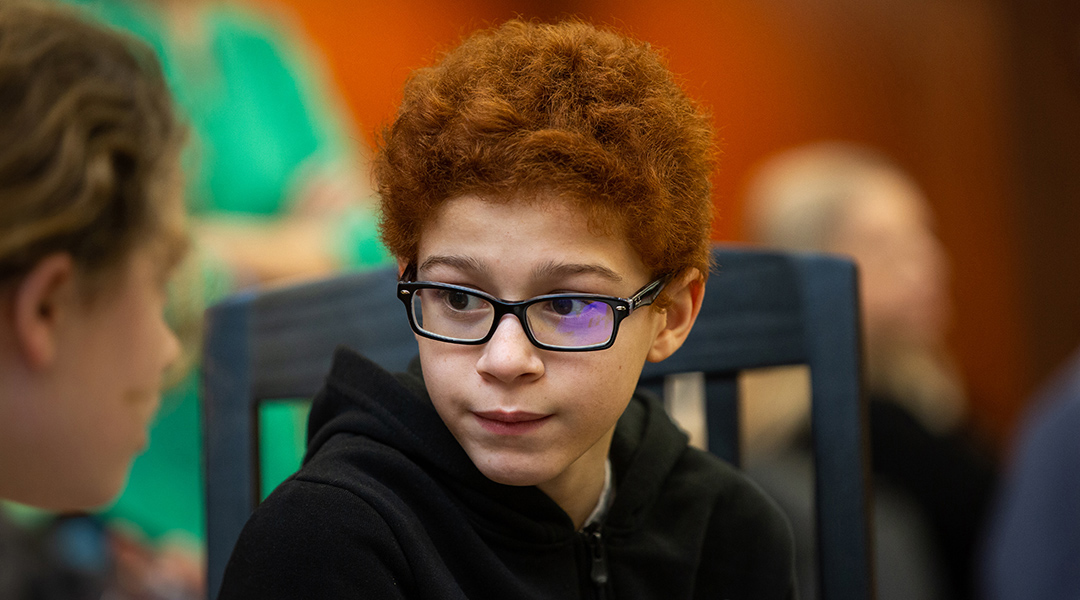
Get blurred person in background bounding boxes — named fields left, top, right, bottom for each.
left=0, top=1, right=187, bottom=596
left=740, top=141, right=998, bottom=600
left=22, top=0, right=392, bottom=596
left=65, top=0, right=388, bottom=287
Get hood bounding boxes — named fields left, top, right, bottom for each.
left=305, top=346, right=690, bottom=536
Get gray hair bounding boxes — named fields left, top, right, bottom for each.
left=743, top=141, right=916, bottom=251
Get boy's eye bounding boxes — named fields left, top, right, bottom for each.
left=550, top=297, right=576, bottom=316
left=537, top=298, right=598, bottom=319
left=447, top=291, right=470, bottom=310
left=437, top=289, right=482, bottom=311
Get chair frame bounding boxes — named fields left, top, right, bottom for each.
left=638, top=247, right=873, bottom=600
left=202, top=246, right=873, bottom=599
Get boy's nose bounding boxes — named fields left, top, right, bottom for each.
left=476, top=314, right=545, bottom=384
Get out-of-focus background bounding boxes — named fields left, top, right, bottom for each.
left=258, top=0, right=1077, bottom=451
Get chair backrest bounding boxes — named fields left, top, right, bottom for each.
left=637, top=247, right=873, bottom=600
left=201, top=246, right=872, bottom=600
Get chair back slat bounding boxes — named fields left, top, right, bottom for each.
left=798, top=255, right=873, bottom=600
left=202, top=292, right=258, bottom=597
left=704, top=375, right=741, bottom=465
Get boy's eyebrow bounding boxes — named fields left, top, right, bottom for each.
left=417, top=255, right=490, bottom=277
left=417, top=255, right=624, bottom=283
left=533, top=260, right=624, bottom=283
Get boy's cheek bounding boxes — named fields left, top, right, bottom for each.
left=417, top=343, right=479, bottom=400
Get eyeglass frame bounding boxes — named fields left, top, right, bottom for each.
left=396, top=267, right=669, bottom=352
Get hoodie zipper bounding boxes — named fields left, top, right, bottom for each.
left=583, top=524, right=608, bottom=599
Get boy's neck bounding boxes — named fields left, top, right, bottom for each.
left=536, top=429, right=614, bottom=530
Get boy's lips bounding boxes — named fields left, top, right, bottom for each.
left=474, top=410, right=547, bottom=423
left=473, top=410, right=551, bottom=435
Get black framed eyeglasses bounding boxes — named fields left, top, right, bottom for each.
left=396, top=270, right=667, bottom=352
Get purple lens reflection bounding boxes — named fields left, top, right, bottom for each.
left=528, top=300, right=613, bottom=347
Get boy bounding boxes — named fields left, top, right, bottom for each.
left=219, top=19, right=795, bottom=599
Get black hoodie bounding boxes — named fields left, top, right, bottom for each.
left=218, top=348, right=796, bottom=599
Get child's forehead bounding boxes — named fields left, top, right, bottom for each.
left=421, top=191, right=623, bottom=240
left=414, top=193, right=648, bottom=282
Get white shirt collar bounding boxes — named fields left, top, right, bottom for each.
left=581, top=459, right=614, bottom=530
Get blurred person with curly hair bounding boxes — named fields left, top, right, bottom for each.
left=0, top=0, right=185, bottom=515
left=58, top=2, right=392, bottom=569
left=0, top=2, right=187, bottom=596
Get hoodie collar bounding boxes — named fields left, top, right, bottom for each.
left=307, top=346, right=690, bottom=536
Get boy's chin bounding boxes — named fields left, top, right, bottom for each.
left=471, top=453, right=563, bottom=488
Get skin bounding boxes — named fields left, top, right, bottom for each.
left=0, top=245, right=180, bottom=511
left=828, top=172, right=951, bottom=351
left=411, top=193, right=703, bottom=528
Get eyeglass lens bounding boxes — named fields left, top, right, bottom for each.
left=411, top=288, right=616, bottom=348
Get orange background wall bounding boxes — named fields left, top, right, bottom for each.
left=252, top=0, right=1080, bottom=452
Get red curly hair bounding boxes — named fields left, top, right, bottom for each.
left=375, top=19, right=715, bottom=293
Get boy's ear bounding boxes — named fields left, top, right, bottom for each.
left=647, top=269, right=705, bottom=363
left=12, top=253, right=77, bottom=369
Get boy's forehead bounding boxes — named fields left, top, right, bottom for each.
left=414, top=193, right=648, bottom=281
left=419, top=191, right=622, bottom=241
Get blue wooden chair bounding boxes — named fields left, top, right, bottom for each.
left=201, top=246, right=872, bottom=599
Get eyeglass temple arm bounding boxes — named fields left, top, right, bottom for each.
left=630, top=276, right=669, bottom=309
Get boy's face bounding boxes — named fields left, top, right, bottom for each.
left=414, top=193, right=668, bottom=497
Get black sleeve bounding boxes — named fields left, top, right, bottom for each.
left=217, top=479, right=413, bottom=600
